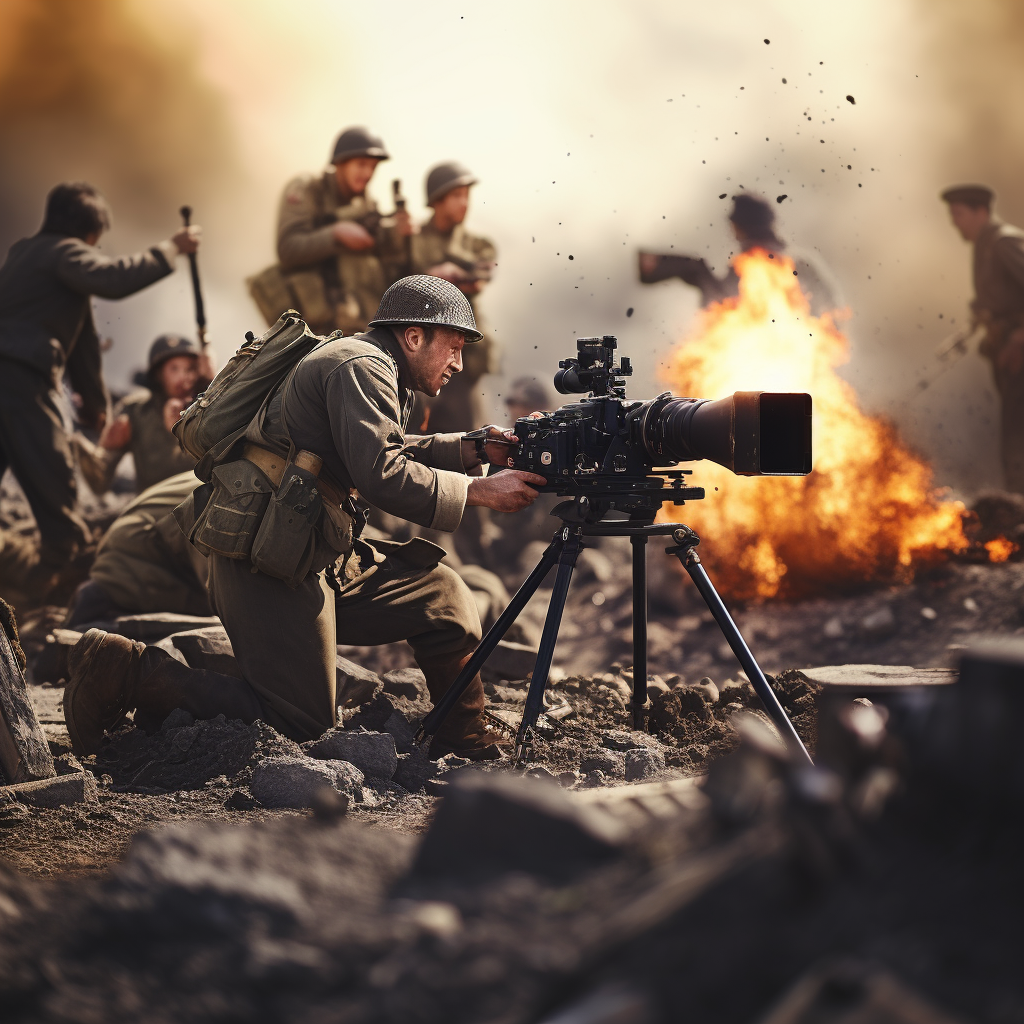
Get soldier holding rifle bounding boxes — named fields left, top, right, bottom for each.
left=0, top=182, right=200, bottom=598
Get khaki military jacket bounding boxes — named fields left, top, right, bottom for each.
left=410, top=219, right=498, bottom=380
left=0, top=234, right=175, bottom=426
left=272, top=170, right=403, bottom=334
left=265, top=327, right=469, bottom=532
left=973, top=220, right=1024, bottom=332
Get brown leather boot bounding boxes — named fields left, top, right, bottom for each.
left=63, top=629, right=144, bottom=756
left=419, top=652, right=509, bottom=760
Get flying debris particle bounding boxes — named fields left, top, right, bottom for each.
left=568, top=255, right=574, bottom=260
left=764, top=38, right=770, bottom=44
left=782, top=78, right=787, bottom=83
left=719, top=193, right=727, bottom=199
left=776, top=194, right=788, bottom=203
left=846, top=95, right=856, bottom=104
left=626, top=307, right=634, bottom=318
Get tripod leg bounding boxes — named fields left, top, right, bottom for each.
left=630, top=534, right=648, bottom=729
left=670, top=532, right=813, bottom=765
left=514, top=529, right=584, bottom=763
left=417, top=533, right=563, bottom=742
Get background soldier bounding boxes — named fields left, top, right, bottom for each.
left=942, top=184, right=1024, bottom=494
left=248, top=126, right=412, bottom=335
left=639, top=193, right=838, bottom=316
left=410, top=161, right=498, bottom=434
left=0, top=182, right=200, bottom=599
left=62, top=277, right=545, bottom=760
left=73, top=334, right=212, bottom=495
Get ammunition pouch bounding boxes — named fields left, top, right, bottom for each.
left=191, top=459, right=273, bottom=559
left=250, top=459, right=324, bottom=588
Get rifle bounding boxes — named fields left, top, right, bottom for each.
left=393, top=179, right=413, bottom=277
left=908, top=324, right=985, bottom=398
left=179, top=205, right=208, bottom=349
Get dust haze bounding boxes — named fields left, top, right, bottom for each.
left=1, top=0, right=1021, bottom=494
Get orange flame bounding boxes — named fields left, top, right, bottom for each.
left=660, top=249, right=970, bottom=601
left=985, top=536, right=1019, bottom=563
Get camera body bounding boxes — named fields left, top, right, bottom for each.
left=503, top=335, right=812, bottom=518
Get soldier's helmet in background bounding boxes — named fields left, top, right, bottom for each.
left=505, top=377, right=551, bottom=411
left=370, top=275, right=482, bottom=341
left=425, top=162, right=478, bottom=206
left=148, top=334, right=200, bottom=371
left=331, top=127, right=390, bottom=165
left=729, top=194, right=777, bottom=238
left=940, top=184, right=994, bottom=208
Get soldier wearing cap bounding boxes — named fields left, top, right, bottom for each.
left=248, top=126, right=413, bottom=335
left=74, top=333, right=213, bottom=495
left=942, top=184, right=1024, bottom=493
left=0, top=181, right=201, bottom=599
left=639, top=193, right=838, bottom=316
left=62, top=276, right=546, bottom=761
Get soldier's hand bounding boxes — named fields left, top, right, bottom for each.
left=172, top=225, right=201, bottom=255
left=460, top=426, right=517, bottom=475
left=333, top=221, right=375, bottom=251
left=394, top=208, right=415, bottom=238
left=162, top=397, right=189, bottom=433
left=466, top=470, right=546, bottom=512
left=99, top=414, right=132, bottom=451
left=427, top=261, right=471, bottom=285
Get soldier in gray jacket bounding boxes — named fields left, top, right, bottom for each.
left=0, top=182, right=200, bottom=596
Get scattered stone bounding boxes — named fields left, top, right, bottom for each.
left=579, top=769, right=607, bottom=788
left=920, top=607, right=938, bottom=621
left=823, top=616, right=844, bottom=638
left=624, top=747, right=666, bottom=781
left=335, top=656, right=383, bottom=708
left=393, top=748, right=441, bottom=792
left=309, top=787, right=350, bottom=822
left=346, top=693, right=421, bottom=753
left=482, top=639, right=540, bottom=682
left=380, top=667, right=425, bottom=700
left=580, top=748, right=625, bottom=778
left=694, top=678, right=720, bottom=704
left=249, top=756, right=364, bottom=810
left=0, top=769, right=97, bottom=808
left=224, top=789, right=258, bottom=811
left=0, top=801, right=29, bottom=826
left=410, top=771, right=628, bottom=882
left=304, top=728, right=398, bottom=780
left=963, top=597, right=980, bottom=614
left=860, top=605, right=897, bottom=640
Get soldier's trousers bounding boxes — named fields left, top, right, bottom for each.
left=995, top=365, right=1024, bottom=494
left=0, top=361, right=91, bottom=564
left=134, top=546, right=486, bottom=742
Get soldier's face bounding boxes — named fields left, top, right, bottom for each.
left=335, top=157, right=380, bottom=197
left=948, top=202, right=990, bottom=242
left=401, top=326, right=466, bottom=396
left=157, top=355, right=199, bottom=399
left=432, top=186, right=471, bottom=229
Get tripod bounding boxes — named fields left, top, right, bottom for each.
left=418, top=496, right=813, bottom=766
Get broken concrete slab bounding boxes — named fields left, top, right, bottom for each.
left=250, top=756, right=364, bottom=810
left=0, top=618, right=55, bottom=784
left=0, top=769, right=96, bottom=808
left=411, top=770, right=629, bottom=882
left=795, top=665, right=956, bottom=690
left=304, top=728, right=398, bottom=780
left=335, top=656, right=382, bottom=709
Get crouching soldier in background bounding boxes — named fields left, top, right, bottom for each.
left=74, top=334, right=212, bottom=495
left=62, top=277, right=546, bottom=759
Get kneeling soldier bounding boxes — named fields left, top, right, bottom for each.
left=62, top=277, right=545, bottom=758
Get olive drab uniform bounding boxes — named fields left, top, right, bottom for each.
left=972, top=219, right=1024, bottom=493
left=73, top=387, right=199, bottom=495
left=409, top=221, right=497, bottom=433
left=248, top=170, right=404, bottom=336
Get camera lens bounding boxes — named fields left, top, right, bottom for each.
left=640, top=392, right=812, bottom=475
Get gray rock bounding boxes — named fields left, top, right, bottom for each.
left=0, top=770, right=97, bottom=808
left=411, top=771, right=628, bottom=882
left=580, top=749, right=625, bottom=778
left=860, top=605, right=897, bottom=640
left=600, top=729, right=660, bottom=752
left=250, top=756, right=364, bottom=810
left=393, top=748, right=440, bottom=792
left=381, top=667, right=425, bottom=701
left=624, top=747, right=666, bottom=781
left=795, top=665, right=957, bottom=690
left=482, top=640, right=539, bottom=682
left=304, top=728, right=398, bottom=780
left=346, top=694, right=419, bottom=753
left=335, top=656, right=382, bottom=709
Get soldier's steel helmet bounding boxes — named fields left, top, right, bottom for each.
left=331, top=126, right=389, bottom=165
left=941, top=184, right=994, bottom=208
left=505, top=377, right=551, bottom=410
left=425, top=161, right=478, bottom=205
left=370, top=275, right=482, bottom=342
left=148, top=334, right=200, bottom=371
